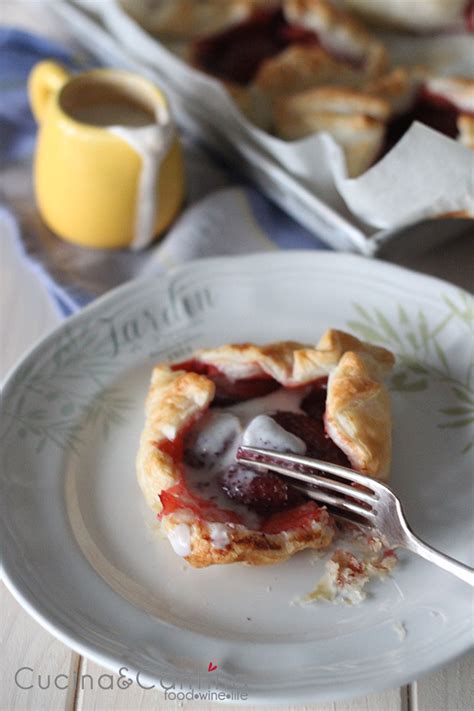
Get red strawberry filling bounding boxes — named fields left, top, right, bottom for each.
left=220, top=464, right=305, bottom=512
left=381, top=85, right=473, bottom=159
left=465, top=0, right=474, bottom=31
left=160, top=365, right=350, bottom=535
left=262, top=500, right=332, bottom=534
left=171, top=358, right=280, bottom=405
left=160, top=480, right=243, bottom=524
left=272, top=410, right=350, bottom=466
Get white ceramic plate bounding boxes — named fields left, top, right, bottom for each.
left=2, top=252, right=473, bottom=704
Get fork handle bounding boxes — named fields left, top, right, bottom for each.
left=404, top=530, right=474, bottom=586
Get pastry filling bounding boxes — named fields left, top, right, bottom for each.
left=192, top=8, right=362, bottom=86
left=465, top=0, right=474, bottom=31
left=160, top=362, right=350, bottom=536
left=384, top=87, right=473, bottom=156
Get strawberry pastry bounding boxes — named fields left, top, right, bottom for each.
left=136, top=329, right=395, bottom=567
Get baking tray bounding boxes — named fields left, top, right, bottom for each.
left=52, top=0, right=472, bottom=255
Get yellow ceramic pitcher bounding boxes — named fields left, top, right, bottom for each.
left=28, top=61, right=184, bottom=249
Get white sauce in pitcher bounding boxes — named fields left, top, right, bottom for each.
left=71, top=99, right=173, bottom=250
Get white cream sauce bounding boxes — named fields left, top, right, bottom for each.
left=167, top=522, right=191, bottom=557
left=107, top=102, right=174, bottom=251
left=189, top=412, right=241, bottom=468
left=183, top=386, right=310, bottom=535
left=242, top=414, right=306, bottom=454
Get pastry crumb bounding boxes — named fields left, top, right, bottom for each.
left=297, top=533, right=398, bottom=606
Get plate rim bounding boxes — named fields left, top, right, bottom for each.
left=2, top=250, right=473, bottom=704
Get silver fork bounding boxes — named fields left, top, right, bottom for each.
left=237, top=446, right=474, bottom=587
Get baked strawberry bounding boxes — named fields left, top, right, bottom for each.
left=220, top=464, right=303, bottom=512
left=172, top=358, right=280, bottom=405
left=212, top=376, right=280, bottom=406
left=262, top=501, right=330, bottom=534
left=300, top=379, right=328, bottom=420
left=271, top=410, right=351, bottom=466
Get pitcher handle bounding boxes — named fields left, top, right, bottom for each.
left=28, top=61, right=70, bottom=123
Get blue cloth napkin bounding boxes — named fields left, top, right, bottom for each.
left=0, top=29, right=329, bottom=317
left=0, top=29, right=77, bottom=162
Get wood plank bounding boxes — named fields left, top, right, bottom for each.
left=413, top=652, right=474, bottom=711
left=76, top=658, right=403, bottom=711
left=1, top=584, right=80, bottom=711
left=335, top=686, right=405, bottom=711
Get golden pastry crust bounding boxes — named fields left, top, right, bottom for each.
left=251, top=0, right=387, bottom=101
left=253, top=45, right=367, bottom=98
left=278, top=109, right=384, bottom=178
left=434, top=208, right=474, bottom=219
left=274, top=85, right=391, bottom=120
left=365, top=67, right=427, bottom=116
left=273, top=89, right=386, bottom=177
left=161, top=509, right=335, bottom=567
left=192, top=330, right=394, bottom=383
left=425, top=76, right=474, bottom=115
left=283, top=0, right=388, bottom=76
left=136, top=367, right=215, bottom=513
left=458, top=114, right=474, bottom=150
left=325, top=351, right=392, bottom=479
left=137, top=330, right=394, bottom=567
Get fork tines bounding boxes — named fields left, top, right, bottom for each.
left=236, top=446, right=383, bottom=524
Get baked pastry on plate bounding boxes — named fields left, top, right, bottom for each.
left=137, top=329, right=395, bottom=567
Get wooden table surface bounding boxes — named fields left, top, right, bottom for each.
left=1, top=3, right=473, bottom=710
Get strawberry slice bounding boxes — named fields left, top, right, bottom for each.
left=272, top=410, right=351, bottom=467
left=300, top=379, right=328, bottom=420
left=220, top=465, right=303, bottom=512
left=160, top=480, right=243, bottom=524
left=262, top=501, right=330, bottom=534
left=211, top=376, right=280, bottom=405
left=465, top=0, right=474, bottom=32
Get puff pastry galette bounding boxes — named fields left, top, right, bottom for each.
left=121, top=0, right=473, bottom=179
left=137, top=330, right=395, bottom=568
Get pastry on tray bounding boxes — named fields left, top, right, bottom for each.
left=136, top=329, right=395, bottom=568
left=339, top=0, right=473, bottom=33
left=120, top=0, right=474, bottom=177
